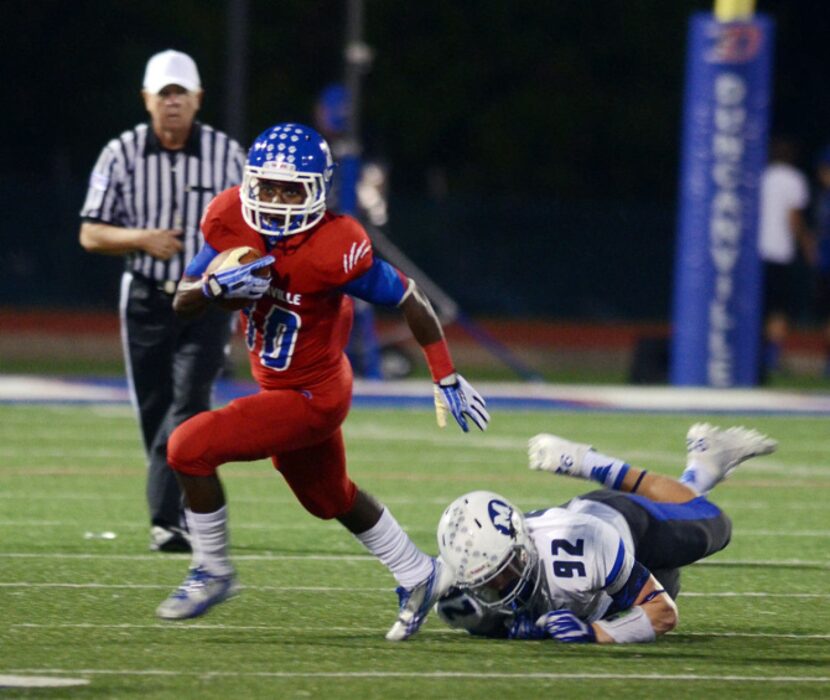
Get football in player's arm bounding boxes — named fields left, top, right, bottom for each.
left=435, top=424, right=776, bottom=643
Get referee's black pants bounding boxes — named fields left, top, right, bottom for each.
left=120, top=272, right=234, bottom=529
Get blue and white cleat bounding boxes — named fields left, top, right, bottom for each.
left=156, top=566, right=239, bottom=620
left=386, top=557, right=454, bottom=641
left=682, top=423, right=778, bottom=494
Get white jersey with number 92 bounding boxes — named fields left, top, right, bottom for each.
left=526, top=501, right=636, bottom=622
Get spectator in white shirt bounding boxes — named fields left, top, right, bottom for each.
left=758, top=137, right=817, bottom=374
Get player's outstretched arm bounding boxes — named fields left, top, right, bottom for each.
left=399, top=280, right=489, bottom=432
left=398, top=279, right=445, bottom=346
left=533, top=574, right=677, bottom=644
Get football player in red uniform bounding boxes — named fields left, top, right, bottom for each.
left=156, top=123, right=489, bottom=641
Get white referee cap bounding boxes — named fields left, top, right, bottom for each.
left=143, top=50, right=201, bottom=94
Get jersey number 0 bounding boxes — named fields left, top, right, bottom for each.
left=245, top=306, right=301, bottom=371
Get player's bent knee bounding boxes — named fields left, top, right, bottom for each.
left=708, top=510, right=733, bottom=554
left=168, top=412, right=221, bottom=477
left=282, top=472, right=357, bottom=520
left=292, top=483, right=357, bottom=521
left=295, top=494, right=352, bottom=520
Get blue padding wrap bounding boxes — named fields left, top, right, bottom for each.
left=341, top=258, right=406, bottom=306
left=625, top=495, right=723, bottom=522
left=606, top=560, right=651, bottom=616
left=185, top=243, right=220, bottom=277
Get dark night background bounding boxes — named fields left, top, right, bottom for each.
left=2, top=0, right=828, bottom=321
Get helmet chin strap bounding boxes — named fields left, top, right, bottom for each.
left=258, top=207, right=301, bottom=238
left=260, top=200, right=323, bottom=237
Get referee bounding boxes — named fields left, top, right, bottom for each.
left=79, top=50, right=245, bottom=552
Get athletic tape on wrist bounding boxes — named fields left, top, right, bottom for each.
left=594, top=605, right=656, bottom=643
left=422, top=339, right=455, bottom=382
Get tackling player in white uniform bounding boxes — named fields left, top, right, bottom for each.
left=435, top=423, right=777, bottom=643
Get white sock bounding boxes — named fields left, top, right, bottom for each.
left=353, top=508, right=432, bottom=589
left=679, top=462, right=710, bottom=496
left=185, top=506, right=234, bottom=577
left=582, top=450, right=631, bottom=490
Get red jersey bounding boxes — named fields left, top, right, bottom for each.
left=201, top=186, right=373, bottom=390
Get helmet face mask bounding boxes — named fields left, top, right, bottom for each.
left=240, top=123, right=334, bottom=237
left=437, top=491, right=541, bottom=614
left=466, top=545, right=539, bottom=611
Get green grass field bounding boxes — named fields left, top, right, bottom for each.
left=1, top=404, right=828, bottom=698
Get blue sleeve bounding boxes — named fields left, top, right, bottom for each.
left=341, top=258, right=407, bottom=306
left=604, top=560, right=651, bottom=617
left=184, top=243, right=220, bottom=277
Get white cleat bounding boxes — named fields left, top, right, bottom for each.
left=528, top=434, right=593, bottom=477
left=149, top=525, right=191, bottom=553
left=386, top=557, right=454, bottom=641
left=683, top=423, right=777, bottom=492
left=156, top=566, right=239, bottom=620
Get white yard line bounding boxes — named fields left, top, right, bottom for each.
left=7, top=624, right=830, bottom=642
left=0, top=520, right=826, bottom=537
left=4, top=668, right=829, bottom=682
left=1, top=490, right=829, bottom=513
left=2, top=582, right=826, bottom=598
left=0, top=675, right=89, bottom=688
left=695, top=558, right=830, bottom=568
left=0, top=552, right=827, bottom=567
left=736, top=529, right=830, bottom=537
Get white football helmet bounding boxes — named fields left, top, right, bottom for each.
left=437, top=490, right=541, bottom=613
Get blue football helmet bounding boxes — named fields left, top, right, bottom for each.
left=240, top=123, right=335, bottom=237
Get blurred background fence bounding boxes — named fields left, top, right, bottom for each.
left=3, top=178, right=676, bottom=321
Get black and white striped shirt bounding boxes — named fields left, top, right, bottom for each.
left=80, top=122, right=245, bottom=283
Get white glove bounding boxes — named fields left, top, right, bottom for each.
left=435, top=373, right=489, bottom=432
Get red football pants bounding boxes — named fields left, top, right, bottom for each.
left=168, top=370, right=356, bottom=520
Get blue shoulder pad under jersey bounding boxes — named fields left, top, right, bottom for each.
left=341, top=257, right=407, bottom=306
left=184, top=243, right=220, bottom=277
